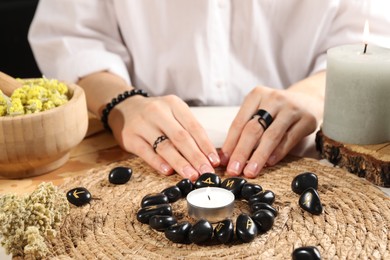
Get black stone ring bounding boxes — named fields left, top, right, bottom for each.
left=153, top=135, right=168, bottom=152
left=251, top=109, right=273, bottom=130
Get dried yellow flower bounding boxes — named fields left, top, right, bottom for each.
left=0, top=77, right=69, bottom=117
left=8, top=98, right=24, bottom=116
left=0, top=182, right=69, bottom=258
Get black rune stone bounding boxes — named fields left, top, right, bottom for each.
left=188, top=219, right=213, bottom=244
left=292, top=246, right=321, bottom=260
left=251, top=209, right=275, bottom=232
left=249, top=190, right=275, bottom=206
left=108, top=166, right=132, bottom=184
left=194, top=173, right=221, bottom=188
left=136, top=204, right=172, bottom=224
left=164, top=222, right=192, bottom=244
left=291, top=172, right=318, bottom=195
left=214, top=219, right=234, bottom=244
left=66, top=187, right=92, bottom=207
left=161, top=185, right=182, bottom=203
left=221, top=177, right=247, bottom=199
left=149, top=215, right=177, bottom=232
left=176, top=179, right=194, bottom=196
left=250, top=202, right=278, bottom=216
left=236, top=214, right=258, bottom=243
left=241, top=183, right=263, bottom=201
left=299, top=188, right=323, bottom=215
left=141, top=193, right=169, bottom=208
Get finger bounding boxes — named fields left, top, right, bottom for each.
left=266, top=115, right=317, bottom=166
left=160, top=124, right=215, bottom=174
left=220, top=88, right=264, bottom=165
left=170, top=97, right=220, bottom=167
left=120, top=115, right=201, bottom=181
left=243, top=107, right=301, bottom=178
left=123, top=136, right=174, bottom=176
left=152, top=136, right=201, bottom=181
left=226, top=103, right=280, bottom=177
left=150, top=100, right=215, bottom=175
left=224, top=118, right=265, bottom=176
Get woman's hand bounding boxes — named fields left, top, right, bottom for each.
left=220, top=72, right=325, bottom=178
left=78, top=72, right=220, bottom=182
left=109, top=95, right=220, bottom=181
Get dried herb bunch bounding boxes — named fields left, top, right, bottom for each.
left=0, top=182, right=69, bottom=258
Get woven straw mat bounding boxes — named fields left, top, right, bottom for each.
left=44, top=156, right=389, bottom=259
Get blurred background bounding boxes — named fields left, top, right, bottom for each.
left=0, top=0, right=41, bottom=78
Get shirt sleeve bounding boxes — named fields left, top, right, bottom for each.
left=28, top=0, right=132, bottom=85
left=310, top=0, right=390, bottom=76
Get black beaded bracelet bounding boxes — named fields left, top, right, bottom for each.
left=101, top=89, right=149, bottom=132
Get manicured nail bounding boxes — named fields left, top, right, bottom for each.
left=227, top=161, right=241, bottom=175
left=267, top=155, right=277, bottom=166
left=183, top=165, right=199, bottom=180
left=208, top=152, right=220, bottom=166
left=199, top=163, right=215, bottom=174
left=219, top=151, right=229, bottom=166
left=245, top=162, right=259, bottom=178
left=160, top=163, right=172, bottom=175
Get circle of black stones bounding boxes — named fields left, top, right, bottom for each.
left=136, top=173, right=278, bottom=245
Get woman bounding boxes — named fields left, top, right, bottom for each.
left=28, top=0, right=390, bottom=181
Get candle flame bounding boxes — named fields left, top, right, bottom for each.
left=363, top=20, right=370, bottom=44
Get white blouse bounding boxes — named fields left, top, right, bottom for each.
left=29, top=0, right=390, bottom=106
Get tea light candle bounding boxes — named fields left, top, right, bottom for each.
left=323, top=22, right=390, bottom=144
left=187, top=187, right=235, bottom=223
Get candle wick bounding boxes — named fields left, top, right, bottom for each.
left=207, top=195, right=211, bottom=200
left=363, top=43, right=368, bottom=54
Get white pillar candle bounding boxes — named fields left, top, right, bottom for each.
left=186, top=187, right=234, bottom=223
left=323, top=44, right=390, bottom=144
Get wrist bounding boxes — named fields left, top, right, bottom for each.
left=101, top=89, right=149, bottom=132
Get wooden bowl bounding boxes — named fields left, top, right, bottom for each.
left=0, top=83, right=88, bottom=178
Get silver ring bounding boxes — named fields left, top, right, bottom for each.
left=153, top=135, right=168, bottom=152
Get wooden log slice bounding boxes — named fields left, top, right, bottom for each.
left=316, top=129, right=390, bottom=187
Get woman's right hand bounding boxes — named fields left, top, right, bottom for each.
left=107, top=94, right=220, bottom=181
left=78, top=71, right=220, bottom=181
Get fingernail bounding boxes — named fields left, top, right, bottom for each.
left=199, top=163, right=214, bottom=174
left=208, top=152, right=220, bottom=166
left=219, top=151, right=229, bottom=166
left=245, top=162, right=258, bottom=178
left=183, top=165, right=199, bottom=180
left=227, top=161, right=241, bottom=175
left=160, top=163, right=172, bottom=175
left=267, top=155, right=277, bottom=165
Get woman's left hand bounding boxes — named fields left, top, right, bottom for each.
left=220, top=72, right=325, bottom=178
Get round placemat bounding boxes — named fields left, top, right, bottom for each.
left=38, top=156, right=389, bottom=259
